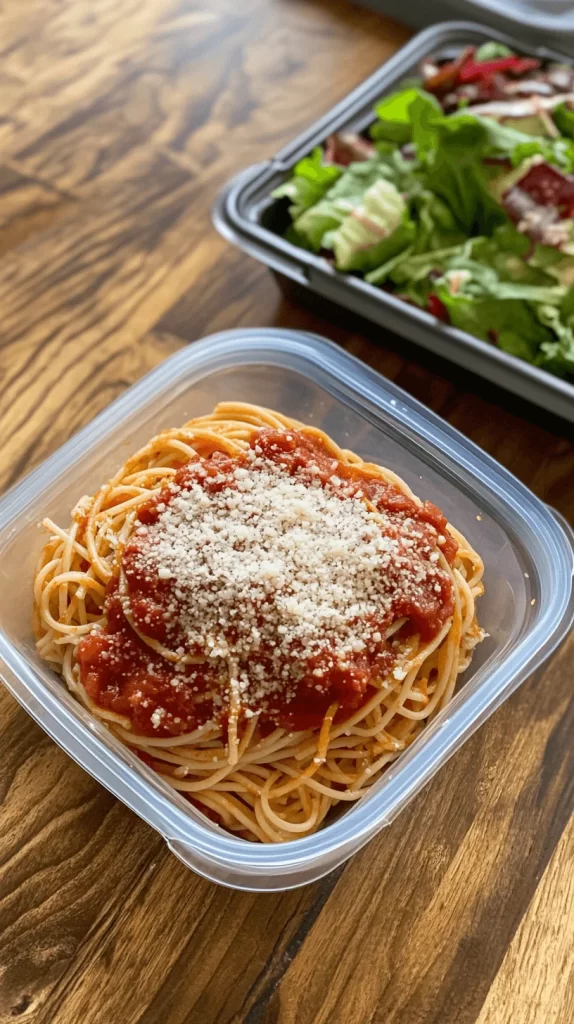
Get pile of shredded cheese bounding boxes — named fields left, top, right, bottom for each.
left=123, top=449, right=448, bottom=706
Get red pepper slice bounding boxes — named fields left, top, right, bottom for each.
left=427, top=294, right=450, bottom=323
left=458, top=56, right=540, bottom=84
left=424, top=46, right=475, bottom=94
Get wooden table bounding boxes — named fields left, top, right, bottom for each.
left=1, top=1, right=573, bottom=1022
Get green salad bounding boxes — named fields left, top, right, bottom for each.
left=271, top=42, right=574, bottom=380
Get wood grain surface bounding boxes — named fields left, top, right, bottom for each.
left=0, top=2, right=572, bottom=1022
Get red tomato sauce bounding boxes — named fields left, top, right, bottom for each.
left=77, top=429, right=456, bottom=737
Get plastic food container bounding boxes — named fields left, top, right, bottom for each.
left=213, top=23, right=574, bottom=422
left=358, top=2, right=574, bottom=50
left=0, top=329, right=572, bottom=891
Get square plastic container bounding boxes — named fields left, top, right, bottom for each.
left=0, top=329, right=572, bottom=891
left=213, top=23, right=574, bottom=422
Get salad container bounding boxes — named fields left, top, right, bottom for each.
left=358, top=1, right=574, bottom=52
left=0, top=329, right=572, bottom=891
left=213, top=22, right=574, bottom=422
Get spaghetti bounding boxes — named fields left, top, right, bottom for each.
left=34, top=402, right=484, bottom=842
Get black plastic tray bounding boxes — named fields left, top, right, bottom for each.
left=213, top=21, right=574, bottom=422
left=359, top=2, right=574, bottom=51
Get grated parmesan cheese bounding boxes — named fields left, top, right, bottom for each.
left=123, top=450, right=448, bottom=708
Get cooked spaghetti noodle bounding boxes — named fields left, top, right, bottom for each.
left=34, top=402, right=484, bottom=842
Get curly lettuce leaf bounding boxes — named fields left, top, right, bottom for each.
left=365, top=187, right=469, bottom=286
left=438, top=258, right=566, bottom=303
left=513, top=137, right=574, bottom=173
left=425, top=157, right=505, bottom=235
left=475, top=42, right=513, bottom=61
left=372, top=141, right=423, bottom=193
left=411, top=190, right=467, bottom=253
left=327, top=178, right=413, bottom=272
left=367, top=237, right=487, bottom=288
left=363, top=244, right=415, bottom=286
left=371, top=88, right=441, bottom=145
left=410, top=114, right=508, bottom=234
left=429, top=257, right=571, bottom=369
left=525, top=245, right=574, bottom=287
left=272, top=148, right=341, bottom=220
left=334, top=217, right=415, bottom=273
left=450, top=111, right=574, bottom=173
left=553, top=103, right=574, bottom=141
left=433, top=287, right=549, bottom=362
left=561, top=285, right=574, bottom=323
left=292, top=153, right=418, bottom=252
left=535, top=303, right=574, bottom=375
left=471, top=229, right=559, bottom=287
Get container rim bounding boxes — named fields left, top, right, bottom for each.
left=0, top=328, right=573, bottom=872
left=460, top=0, right=574, bottom=32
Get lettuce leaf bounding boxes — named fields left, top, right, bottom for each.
left=535, top=303, right=574, bottom=375
left=449, top=110, right=574, bottom=173
left=291, top=162, right=380, bottom=250
left=474, top=117, right=545, bottom=156
left=292, top=153, right=417, bottom=252
left=498, top=328, right=543, bottom=362
left=424, top=157, right=505, bottom=235
left=334, top=217, right=416, bottom=273
left=522, top=244, right=574, bottom=287
left=513, top=137, right=574, bottom=173
left=372, top=141, right=423, bottom=193
left=367, top=237, right=484, bottom=288
left=371, top=89, right=441, bottom=145
left=326, top=178, right=412, bottom=271
left=429, top=256, right=571, bottom=370
left=561, top=286, right=574, bottom=323
left=408, top=113, right=508, bottom=234
left=272, top=148, right=341, bottom=220
left=475, top=42, right=513, bottom=61
left=488, top=223, right=531, bottom=257
left=433, top=287, right=549, bottom=361
left=553, top=103, right=574, bottom=141
left=364, top=244, right=415, bottom=286
left=437, top=258, right=566, bottom=304
left=365, top=188, right=467, bottom=286
left=293, top=204, right=343, bottom=251
left=471, top=230, right=559, bottom=287
left=411, top=191, right=467, bottom=253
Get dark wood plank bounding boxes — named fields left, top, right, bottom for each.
left=0, top=164, right=76, bottom=257
left=2, top=0, right=409, bottom=193
left=0, top=148, right=208, bottom=490
left=37, top=868, right=343, bottom=1024
left=475, top=813, right=574, bottom=1024
left=0, top=689, right=163, bottom=1021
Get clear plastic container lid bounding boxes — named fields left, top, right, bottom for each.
left=0, top=329, right=572, bottom=890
